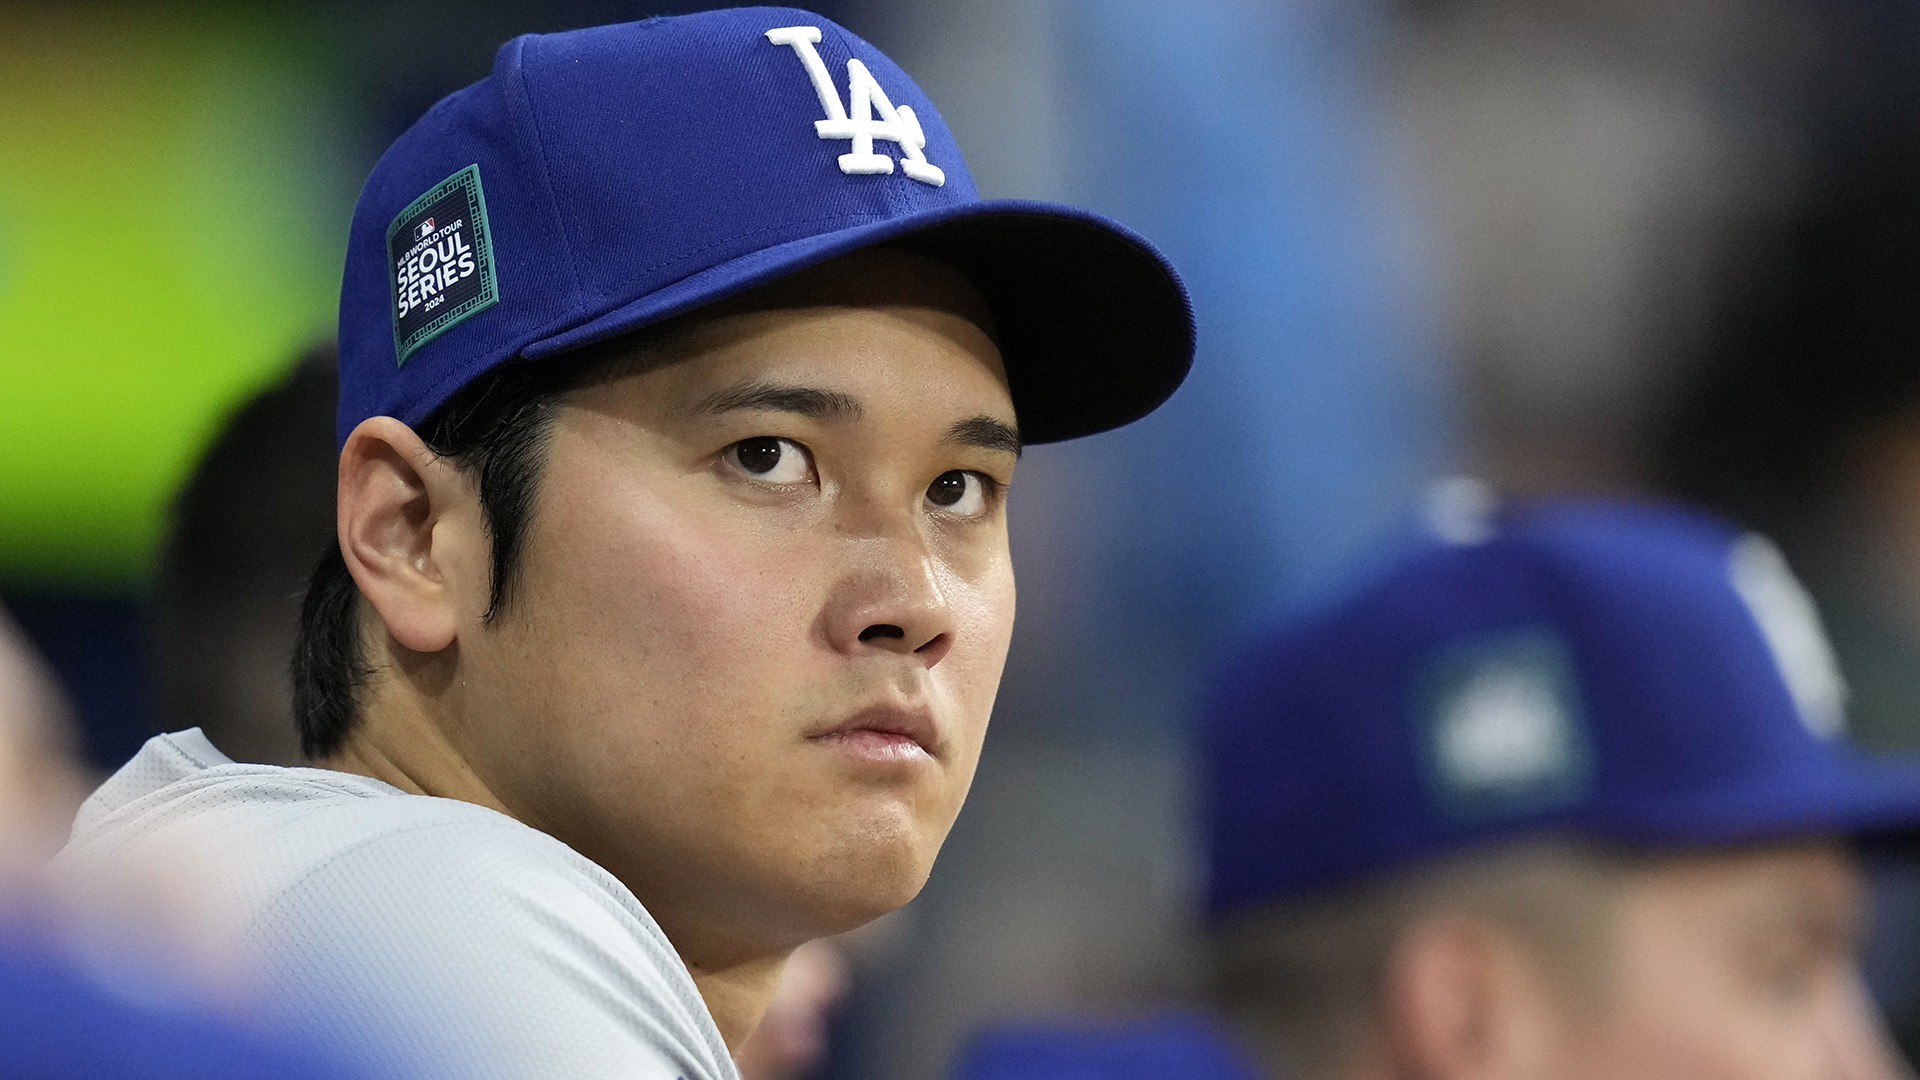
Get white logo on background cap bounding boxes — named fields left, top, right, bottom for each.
left=1436, top=655, right=1577, bottom=793
left=1727, top=534, right=1848, bottom=739
left=1420, top=629, right=1591, bottom=821
left=766, top=26, right=946, bottom=187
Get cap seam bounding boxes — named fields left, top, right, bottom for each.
left=499, top=33, right=584, bottom=307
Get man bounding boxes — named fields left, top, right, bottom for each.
left=1204, top=496, right=1916, bottom=1080
left=58, top=9, right=1192, bottom=1080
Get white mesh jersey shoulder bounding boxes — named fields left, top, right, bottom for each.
left=57, top=729, right=741, bottom=1080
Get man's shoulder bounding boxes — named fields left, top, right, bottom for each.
left=218, top=785, right=726, bottom=1079
left=58, top=732, right=736, bottom=1080
left=66, top=731, right=513, bottom=873
left=252, top=789, right=647, bottom=937
left=67, top=728, right=408, bottom=842
left=63, top=731, right=638, bottom=930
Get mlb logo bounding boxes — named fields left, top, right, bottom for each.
left=415, top=218, right=436, bottom=241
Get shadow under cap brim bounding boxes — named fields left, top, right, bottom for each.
left=517, top=198, right=1196, bottom=446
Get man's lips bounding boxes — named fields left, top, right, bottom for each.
left=808, top=705, right=939, bottom=763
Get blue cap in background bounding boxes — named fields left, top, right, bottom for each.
left=1204, top=496, right=1920, bottom=917
left=336, top=7, right=1193, bottom=448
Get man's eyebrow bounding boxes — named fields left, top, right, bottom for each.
left=696, top=381, right=863, bottom=421
left=948, top=415, right=1022, bottom=458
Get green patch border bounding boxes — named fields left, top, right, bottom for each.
left=388, top=164, right=498, bottom=367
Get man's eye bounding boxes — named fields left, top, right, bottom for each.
left=726, top=437, right=813, bottom=485
left=926, top=470, right=988, bottom=516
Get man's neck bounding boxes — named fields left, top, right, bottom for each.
left=319, top=696, right=516, bottom=820
left=685, top=949, right=791, bottom=1054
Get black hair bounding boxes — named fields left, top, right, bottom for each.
left=290, top=355, right=608, bottom=760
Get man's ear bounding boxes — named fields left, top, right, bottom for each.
left=337, top=416, right=481, bottom=654
left=1379, top=916, right=1558, bottom=1080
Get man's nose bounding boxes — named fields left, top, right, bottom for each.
left=821, top=532, right=957, bottom=667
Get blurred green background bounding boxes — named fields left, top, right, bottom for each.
left=0, top=4, right=351, bottom=587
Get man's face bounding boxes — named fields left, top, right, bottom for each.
left=1552, top=840, right=1903, bottom=1080
left=442, top=250, right=1017, bottom=957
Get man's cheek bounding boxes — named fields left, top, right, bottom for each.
left=952, top=581, right=1017, bottom=668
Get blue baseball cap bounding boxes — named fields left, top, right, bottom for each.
left=1203, top=496, right=1920, bottom=917
left=336, top=7, right=1194, bottom=449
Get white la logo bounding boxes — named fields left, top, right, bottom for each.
left=765, top=26, right=945, bottom=187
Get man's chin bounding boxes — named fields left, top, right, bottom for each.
left=794, top=883, right=927, bottom=941
left=788, top=832, right=939, bottom=937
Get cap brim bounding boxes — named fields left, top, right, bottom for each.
left=1592, top=751, right=1920, bottom=852
left=519, top=199, right=1195, bottom=444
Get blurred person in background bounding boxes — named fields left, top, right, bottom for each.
left=1205, top=498, right=1915, bottom=1080
left=151, top=343, right=340, bottom=767
left=0, top=602, right=86, bottom=892
left=1659, top=127, right=1920, bottom=1059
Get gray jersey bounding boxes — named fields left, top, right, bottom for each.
left=58, top=729, right=741, bottom=1080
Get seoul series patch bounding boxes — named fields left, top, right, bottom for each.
left=387, top=164, right=498, bottom=366
left=1414, top=627, right=1593, bottom=823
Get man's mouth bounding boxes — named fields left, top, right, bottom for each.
left=808, top=705, right=938, bottom=764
